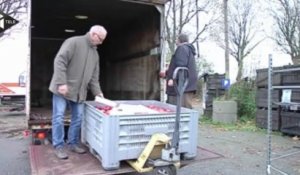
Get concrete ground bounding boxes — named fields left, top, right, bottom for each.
left=0, top=113, right=300, bottom=175
left=0, top=113, right=31, bottom=175
left=179, top=125, right=300, bottom=175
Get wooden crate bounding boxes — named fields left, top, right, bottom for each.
left=291, top=90, right=300, bottom=103
left=207, top=89, right=226, bottom=96
left=205, top=90, right=225, bottom=106
left=281, top=111, right=300, bottom=136
left=256, top=68, right=281, bottom=88
left=204, top=107, right=212, bottom=118
left=256, top=108, right=280, bottom=131
left=281, top=66, right=300, bottom=85
left=280, top=90, right=300, bottom=111
left=256, top=89, right=280, bottom=108
left=206, top=74, right=225, bottom=90
left=205, top=94, right=213, bottom=108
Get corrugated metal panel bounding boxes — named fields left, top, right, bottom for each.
left=121, top=0, right=169, bottom=5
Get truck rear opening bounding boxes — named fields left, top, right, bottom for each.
left=29, top=0, right=164, bottom=132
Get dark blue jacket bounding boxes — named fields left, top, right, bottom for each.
left=166, top=43, right=197, bottom=96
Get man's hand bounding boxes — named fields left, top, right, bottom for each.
left=58, top=84, right=68, bottom=96
left=97, top=93, right=104, bottom=98
left=168, top=79, right=174, bottom=86
left=159, top=71, right=166, bottom=78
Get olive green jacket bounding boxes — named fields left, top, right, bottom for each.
left=49, top=33, right=102, bottom=102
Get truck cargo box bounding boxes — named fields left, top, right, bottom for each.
left=29, top=0, right=167, bottom=128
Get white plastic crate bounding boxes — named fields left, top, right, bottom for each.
left=81, top=100, right=199, bottom=170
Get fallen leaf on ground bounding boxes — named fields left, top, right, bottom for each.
left=292, top=136, right=299, bottom=141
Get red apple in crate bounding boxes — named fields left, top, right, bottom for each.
left=146, top=105, right=173, bottom=113
left=95, top=105, right=112, bottom=116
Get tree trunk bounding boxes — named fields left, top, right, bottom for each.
left=224, top=0, right=229, bottom=80
left=292, top=55, right=300, bottom=65
left=171, top=0, right=176, bottom=54
left=224, top=0, right=229, bottom=99
left=236, top=62, right=243, bottom=82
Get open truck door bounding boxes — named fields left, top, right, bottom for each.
left=28, top=0, right=168, bottom=143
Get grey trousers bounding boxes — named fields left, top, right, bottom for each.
left=167, top=92, right=194, bottom=109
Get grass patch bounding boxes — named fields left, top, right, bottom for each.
left=200, top=115, right=265, bottom=132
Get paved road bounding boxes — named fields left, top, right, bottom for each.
left=0, top=114, right=30, bottom=175
left=0, top=134, right=31, bottom=175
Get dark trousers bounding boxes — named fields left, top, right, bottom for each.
left=167, top=92, right=194, bottom=109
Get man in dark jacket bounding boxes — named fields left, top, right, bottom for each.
left=49, top=25, right=107, bottom=159
left=166, top=34, right=197, bottom=109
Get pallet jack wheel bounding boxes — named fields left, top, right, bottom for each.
left=153, top=165, right=177, bottom=175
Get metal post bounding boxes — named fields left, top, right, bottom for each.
left=267, top=54, right=273, bottom=175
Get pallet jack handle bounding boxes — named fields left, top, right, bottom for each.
left=171, top=67, right=189, bottom=152
left=127, top=67, right=189, bottom=175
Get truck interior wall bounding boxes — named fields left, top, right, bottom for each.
left=102, top=7, right=161, bottom=100
left=31, top=39, right=63, bottom=107
left=30, top=0, right=161, bottom=108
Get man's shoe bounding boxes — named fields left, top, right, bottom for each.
left=55, top=147, right=68, bottom=159
left=70, top=145, right=86, bottom=154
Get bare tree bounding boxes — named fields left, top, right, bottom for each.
left=0, top=0, right=28, bottom=38
left=271, top=0, right=300, bottom=64
left=211, top=0, right=263, bottom=81
left=224, top=0, right=229, bottom=81
left=164, top=0, right=220, bottom=58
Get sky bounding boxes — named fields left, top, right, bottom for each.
left=0, top=7, right=28, bottom=83
left=0, top=28, right=28, bottom=83
left=193, top=0, right=293, bottom=82
left=200, top=39, right=292, bottom=82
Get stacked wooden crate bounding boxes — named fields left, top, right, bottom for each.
left=280, top=70, right=300, bottom=135
left=204, top=74, right=226, bottom=117
left=255, top=65, right=300, bottom=134
left=256, top=68, right=281, bottom=131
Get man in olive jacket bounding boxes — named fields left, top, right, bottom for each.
left=49, top=25, right=107, bottom=159
left=166, top=34, right=197, bottom=109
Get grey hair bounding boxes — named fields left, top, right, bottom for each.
left=178, top=33, right=189, bottom=43
left=89, top=25, right=107, bottom=34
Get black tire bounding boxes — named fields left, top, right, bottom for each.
left=153, top=165, right=177, bottom=175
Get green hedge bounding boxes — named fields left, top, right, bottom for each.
left=229, top=81, right=256, bottom=122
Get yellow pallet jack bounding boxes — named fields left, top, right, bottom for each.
left=128, top=67, right=189, bottom=175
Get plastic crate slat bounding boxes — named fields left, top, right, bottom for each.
left=119, top=129, right=190, bottom=137
left=119, top=119, right=190, bottom=125
left=118, top=136, right=190, bottom=145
